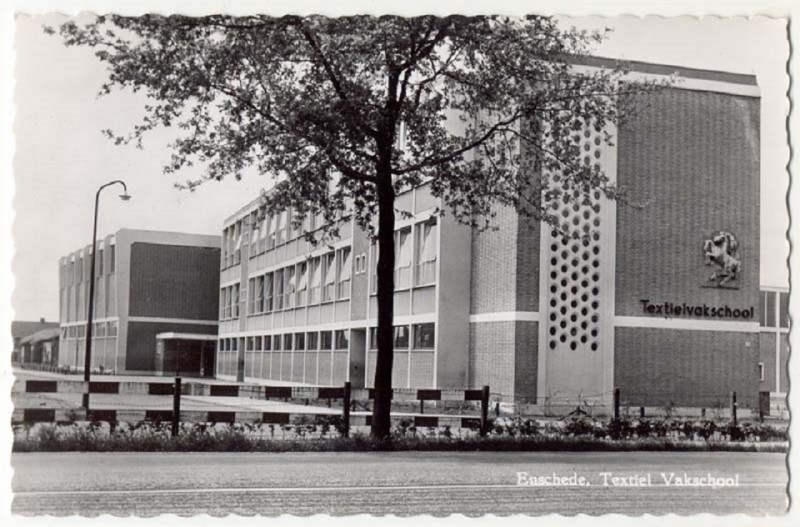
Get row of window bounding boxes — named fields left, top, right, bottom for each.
left=218, top=323, right=436, bottom=353
left=222, top=208, right=322, bottom=269
left=60, top=321, right=119, bottom=339
left=370, top=218, right=438, bottom=292
left=219, top=329, right=350, bottom=353
left=220, top=247, right=354, bottom=320
left=61, top=246, right=117, bottom=286
left=759, top=290, right=789, bottom=329
left=368, top=323, right=435, bottom=350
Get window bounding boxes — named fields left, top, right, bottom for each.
left=249, top=211, right=259, bottom=257
left=273, top=335, right=282, bottom=351
left=335, top=330, right=349, bottom=350
left=369, top=327, right=377, bottom=349
left=77, top=256, right=84, bottom=283
left=231, top=338, right=238, bottom=351
left=264, top=273, right=274, bottom=312
left=255, top=336, right=263, bottom=351
left=77, top=325, right=85, bottom=338
left=247, top=336, right=255, bottom=351
left=393, top=325, right=410, bottom=349
left=415, top=219, right=438, bottom=285
left=232, top=283, right=240, bottom=317
left=320, top=330, right=333, bottom=350
left=248, top=278, right=257, bottom=314
left=758, top=362, right=765, bottom=382
left=258, top=215, right=268, bottom=253
left=337, top=247, right=352, bottom=300
left=255, top=275, right=264, bottom=313
left=284, top=333, right=293, bottom=351
left=97, top=248, right=104, bottom=276
left=268, top=213, right=278, bottom=249
left=108, top=321, right=118, bottom=336
left=309, top=257, right=322, bottom=304
left=395, top=227, right=412, bottom=289
left=295, top=332, right=305, bottom=350
left=220, top=287, right=226, bottom=319
left=322, top=252, right=336, bottom=302
left=296, top=262, right=308, bottom=307
left=68, top=261, right=74, bottom=285
left=68, top=326, right=77, bottom=338
left=285, top=266, right=296, bottom=309
left=276, top=210, right=287, bottom=245
left=413, top=323, right=435, bottom=349
left=234, top=220, right=242, bottom=264
left=307, top=331, right=319, bottom=350
left=275, top=269, right=285, bottom=310
left=221, top=229, right=228, bottom=268
left=263, top=335, right=272, bottom=351
left=369, top=243, right=379, bottom=294
left=779, top=292, right=789, bottom=328
left=96, top=322, right=106, bottom=337
left=766, top=291, right=776, bottom=327
left=109, top=245, right=116, bottom=273
left=218, top=339, right=224, bottom=352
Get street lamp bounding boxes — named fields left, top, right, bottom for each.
left=83, top=180, right=131, bottom=411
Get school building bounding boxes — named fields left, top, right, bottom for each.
left=213, top=58, right=777, bottom=412
left=58, top=229, right=221, bottom=375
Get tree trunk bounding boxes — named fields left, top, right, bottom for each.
left=371, top=174, right=396, bottom=440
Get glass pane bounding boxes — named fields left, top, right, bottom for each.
left=779, top=292, right=789, bottom=328
left=766, top=291, right=776, bottom=327
left=413, top=323, right=435, bottom=349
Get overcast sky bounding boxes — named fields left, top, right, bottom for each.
left=11, top=14, right=790, bottom=321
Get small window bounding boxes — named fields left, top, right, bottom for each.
left=320, top=330, right=333, bottom=350
left=395, top=227, right=412, bottom=289
left=247, top=336, right=255, bottom=351
left=273, top=334, right=282, bottom=351
left=285, top=266, right=296, bottom=309
left=779, top=292, right=789, bottom=328
left=393, top=325, right=410, bottom=349
left=295, top=332, right=305, bottom=351
left=766, top=291, right=776, bottom=327
left=97, top=248, right=104, bottom=276
left=264, top=273, right=274, bottom=312
left=109, top=245, right=116, bottom=273
left=255, top=336, right=262, bottom=351
left=369, top=327, right=377, bottom=350
left=307, top=331, right=319, bottom=350
left=284, top=333, right=293, bottom=351
left=275, top=269, right=285, bottom=310
left=415, top=218, right=438, bottom=285
left=758, top=362, right=765, bottom=382
left=322, top=252, right=336, bottom=302
left=335, top=330, right=349, bottom=350
left=296, top=261, right=309, bottom=307
left=337, top=247, right=352, bottom=300
left=413, top=323, right=435, bottom=349
left=263, top=335, right=272, bottom=351
left=308, top=257, right=322, bottom=305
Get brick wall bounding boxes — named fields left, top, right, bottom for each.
left=469, top=321, right=515, bottom=396
left=129, top=243, right=222, bottom=320
left=514, top=321, right=538, bottom=400
left=758, top=333, right=776, bottom=392
left=615, top=327, right=759, bottom=408
left=470, top=206, right=519, bottom=313
left=616, top=88, right=760, bottom=317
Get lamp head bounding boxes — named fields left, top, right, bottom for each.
left=119, top=193, right=132, bottom=201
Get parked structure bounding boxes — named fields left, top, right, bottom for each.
left=216, top=59, right=767, bottom=411
left=58, top=229, right=221, bottom=375
left=11, top=319, right=59, bottom=363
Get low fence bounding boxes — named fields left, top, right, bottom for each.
left=12, top=378, right=492, bottom=437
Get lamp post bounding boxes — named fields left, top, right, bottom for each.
left=83, top=180, right=131, bottom=411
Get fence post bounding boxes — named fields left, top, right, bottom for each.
left=172, top=377, right=182, bottom=437
left=342, top=381, right=351, bottom=438
left=730, top=391, right=737, bottom=426
left=639, top=406, right=645, bottom=418
left=613, top=387, right=620, bottom=421
left=420, top=399, right=425, bottom=414
left=480, top=385, right=490, bottom=437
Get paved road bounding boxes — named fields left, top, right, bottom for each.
left=12, top=451, right=787, bottom=516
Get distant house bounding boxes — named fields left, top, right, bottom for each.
left=11, top=319, right=59, bottom=363
left=18, top=327, right=60, bottom=365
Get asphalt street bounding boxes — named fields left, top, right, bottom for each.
left=12, top=451, right=788, bottom=516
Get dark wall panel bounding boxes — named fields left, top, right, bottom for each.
left=129, top=243, right=221, bottom=320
